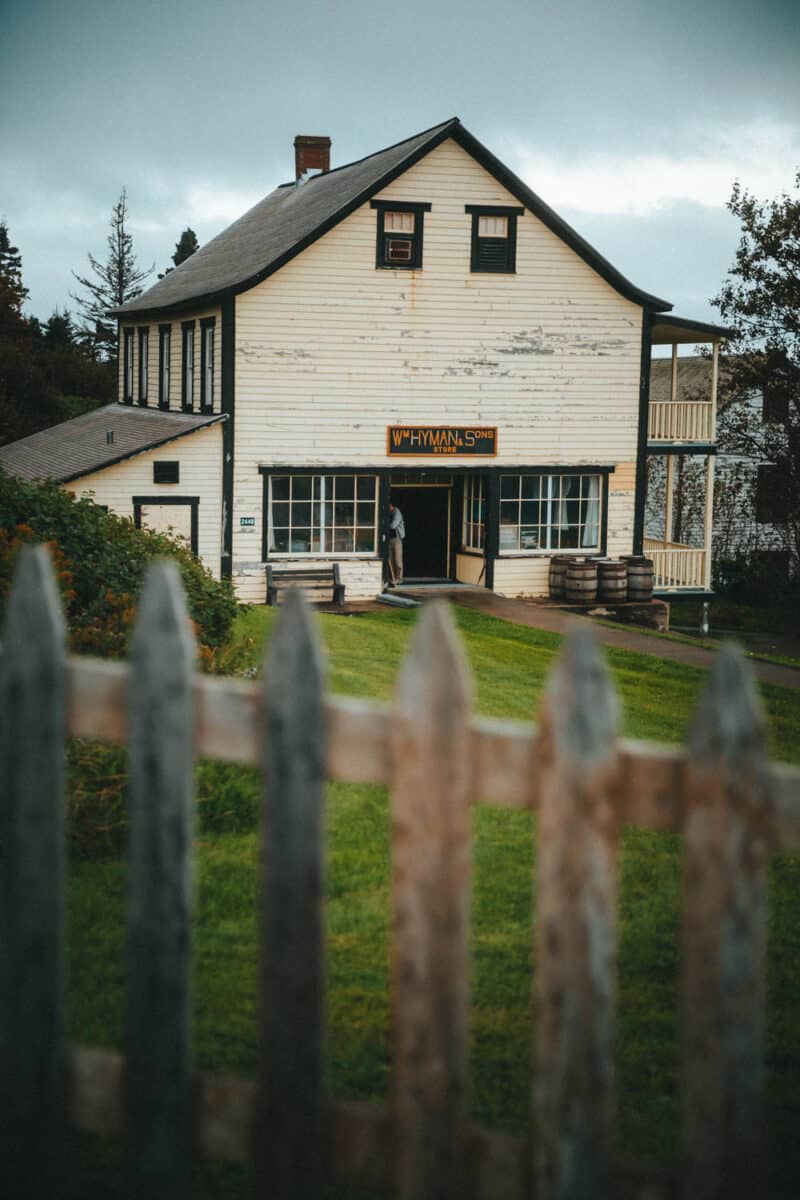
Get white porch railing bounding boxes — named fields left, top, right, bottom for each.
left=648, top=401, right=714, bottom=443
left=644, top=538, right=708, bottom=591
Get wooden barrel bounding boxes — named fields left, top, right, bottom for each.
left=565, top=558, right=598, bottom=604
left=622, top=556, right=654, bottom=602
left=597, top=559, right=627, bottom=603
left=548, top=555, right=573, bottom=600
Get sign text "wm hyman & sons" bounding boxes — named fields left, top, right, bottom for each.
left=387, top=426, right=498, bottom=456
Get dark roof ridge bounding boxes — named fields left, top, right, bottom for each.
left=300, top=116, right=461, bottom=185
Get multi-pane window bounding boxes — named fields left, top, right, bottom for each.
left=123, top=328, right=134, bottom=402
left=372, top=200, right=429, bottom=269
left=467, top=205, right=521, bottom=273
left=384, top=211, right=415, bottom=264
left=159, top=325, right=171, bottom=408
left=201, top=320, right=215, bottom=411
left=181, top=322, right=195, bottom=410
left=462, top=476, right=485, bottom=551
left=499, top=473, right=601, bottom=552
left=268, top=475, right=378, bottom=555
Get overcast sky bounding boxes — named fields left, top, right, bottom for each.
left=2, top=0, right=798, bottom=349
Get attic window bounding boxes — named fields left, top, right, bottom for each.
left=371, top=199, right=431, bottom=270
left=466, top=205, right=523, bottom=273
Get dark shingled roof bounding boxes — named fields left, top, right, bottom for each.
left=114, top=117, right=672, bottom=318
left=0, top=404, right=226, bottom=484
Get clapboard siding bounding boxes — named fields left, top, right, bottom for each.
left=64, top=424, right=223, bottom=578
left=120, top=308, right=221, bottom=413
left=234, top=557, right=382, bottom=603
left=232, top=138, right=643, bottom=590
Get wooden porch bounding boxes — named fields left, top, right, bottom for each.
left=643, top=537, right=709, bottom=591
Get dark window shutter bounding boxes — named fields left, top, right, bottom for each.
left=153, top=461, right=180, bottom=484
left=476, top=238, right=511, bottom=271
left=762, top=386, right=789, bottom=423
left=756, top=464, right=788, bottom=523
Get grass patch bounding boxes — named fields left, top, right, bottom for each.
left=61, top=603, right=800, bottom=1194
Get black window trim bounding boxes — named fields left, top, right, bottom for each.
left=158, top=323, right=172, bottom=409
left=133, top=495, right=199, bottom=554
left=466, top=204, right=523, bottom=274
left=370, top=199, right=431, bottom=270
left=122, top=327, right=134, bottom=404
left=200, top=316, right=216, bottom=412
left=181, top=319, right=195, bottom=411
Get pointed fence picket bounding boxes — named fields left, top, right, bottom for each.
left=1, top=545, right=799, bottom=1200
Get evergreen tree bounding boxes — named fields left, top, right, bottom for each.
left=712, top=171, right=800, bottom=584
left=0, top=219, right=29, bottom=338
left=71, top=188, right=153, bottom=361
left=158, top=226, right=200, bottom=279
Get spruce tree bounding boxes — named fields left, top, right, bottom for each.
left=158, top=227, right=200, bottom=278
left=71, top=188, right=153, bottom=361
left=0, top=220, right=29, bottom=339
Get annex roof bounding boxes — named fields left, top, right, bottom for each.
left=115, top=117, right=672, bottom=318
left=651, top=314, right=732, bottom=345
left=0, top=404, right=226, bottom=484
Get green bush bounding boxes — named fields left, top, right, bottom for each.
left=65, top=743, right=260, bottom=859
left=0, top=468, right=238, bottom=658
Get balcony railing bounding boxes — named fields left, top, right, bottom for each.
left=648, top=401, right=714, bottom=444
left=644, top=538, right=708, bottom=591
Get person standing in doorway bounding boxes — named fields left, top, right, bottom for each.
left=387, top=501, right=405, bottom=586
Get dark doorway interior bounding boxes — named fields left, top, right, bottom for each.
left=390, top=485, right=451, bottom=580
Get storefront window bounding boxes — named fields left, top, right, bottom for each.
left=462, top=476, right=485, bottom=551
left=268, top=474, right=378, bottom=555
left=499, top=473, right=601, bottom=552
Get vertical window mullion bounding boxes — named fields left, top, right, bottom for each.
left=320, top=476, right=326, bottom=555
left=546, top=476, right=553, bottom=551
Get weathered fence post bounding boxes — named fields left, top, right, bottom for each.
left=535, top=626, right=620, bottom=1200
left=258, top=588, right=327, bottom=1199
left=390, top=602, right=473, bottom=1200
left=681, top=643, right=772, bottom=1200
left=126, top=561, right=196, bottom=1199
left=0, top=546, right=67, bottom=1200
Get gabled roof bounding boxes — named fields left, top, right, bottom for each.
left=115, top=117, right=672, bottom=318
left=0, top=404, right=226, bottom=484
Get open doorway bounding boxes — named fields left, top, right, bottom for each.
left=390, top=484, right=451, bottom=580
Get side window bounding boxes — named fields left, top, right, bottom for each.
left=123, top=328, right=134, bottom=403
left=200, top=318, right=215, bottom=411
left=371, top=200, right=431, bottom=270
left=159, top=324, right=171, bottom=409
left=181, top=321, right=195, bottom=411
left=466, top=205, right=523, bottom=273
left=137, top=327, right=149, bottom=405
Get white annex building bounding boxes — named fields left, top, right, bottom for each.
left=0, top=119, right=730, bottom=600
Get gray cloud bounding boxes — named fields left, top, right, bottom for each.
left=2, top=0, right=797, bottom=326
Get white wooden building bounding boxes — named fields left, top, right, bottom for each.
left=1, top=119, right=730, bottom=600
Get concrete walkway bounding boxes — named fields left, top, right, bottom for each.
left=398, top=587, right=800, bottom=690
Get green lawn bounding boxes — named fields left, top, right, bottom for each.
left=64, top=604, right=800, bottom=1196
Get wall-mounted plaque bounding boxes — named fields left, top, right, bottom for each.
left=387, top=426, right=497, bottom=456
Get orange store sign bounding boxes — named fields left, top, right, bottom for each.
left=387, top=426, right=497, bottom=456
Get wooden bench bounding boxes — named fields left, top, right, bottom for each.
left=266, top=563, right=345, bottom=608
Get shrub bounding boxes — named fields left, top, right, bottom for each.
left=0, top=468, right=238, bottom=657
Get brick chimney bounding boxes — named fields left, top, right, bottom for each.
left=294, top=135, right=331, bottom=180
